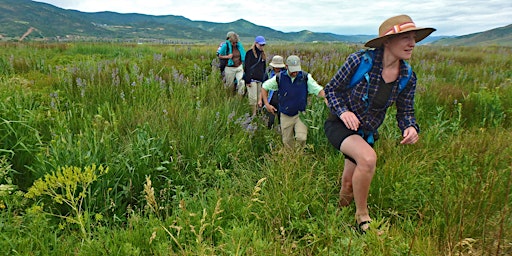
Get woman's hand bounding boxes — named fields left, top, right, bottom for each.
left=340, top=111, right=360, bottom=131
left=400, top=127, right=419, bottom=144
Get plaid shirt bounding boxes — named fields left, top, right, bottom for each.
left=325, top=48, right=420, bottom=133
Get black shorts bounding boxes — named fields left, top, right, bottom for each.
left=324, top=113, right=375, bottom=163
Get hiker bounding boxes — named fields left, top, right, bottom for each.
left=216, top=41, right=228, bottom=79
left=261, top=55, right=326, bottom=148
left=218, top=31, right=246, bottom=94
left=243, top=36, right=267, bottom=116
left=323, top=15, right=435, bottom=233
left=261, top=55, right=286, bottom=129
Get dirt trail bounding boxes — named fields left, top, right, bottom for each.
left=19, top=27, right=36, bottom=41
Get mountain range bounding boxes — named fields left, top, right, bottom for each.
left=1, top=0, right=511, bottom=46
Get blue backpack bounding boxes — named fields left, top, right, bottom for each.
left=349, top=49, right=412, bottom=94
left=348, top=49, right=413, bottom=145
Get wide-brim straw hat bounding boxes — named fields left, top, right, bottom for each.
left=365, top=15, right=436, bottom=48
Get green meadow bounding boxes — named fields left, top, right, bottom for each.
left=0, top=42, right=511, bottom=255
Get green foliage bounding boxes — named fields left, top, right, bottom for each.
left=0, top=42, right=511, bottom=255
left=0, top=155, right=18, bottom=211
left=463, top=86, right=507, bottom=127
left=25, top=164, right=108, bottom=238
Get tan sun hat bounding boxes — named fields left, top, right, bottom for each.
left=269, top=55, right=286, bottom=68
left=365, top=15, right=436, bottom=48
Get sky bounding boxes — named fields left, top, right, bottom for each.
left=34, top=0, right=512, bottom=36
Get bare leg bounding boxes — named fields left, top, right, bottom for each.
left=340, top=135, right=377, bottom=230
left=339, top=160, right=356, bottom=207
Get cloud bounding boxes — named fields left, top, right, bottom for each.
left=35, top=0, right=512, bottom=35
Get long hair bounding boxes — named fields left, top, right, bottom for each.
left=250, top=42, right=266, bottom=61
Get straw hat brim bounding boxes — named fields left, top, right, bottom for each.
left=364, top=27, right=436, bottom=48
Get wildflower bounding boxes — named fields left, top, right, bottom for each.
left=227, top=111, right=235, bottom=122
left=76, top=77, right=84, bottom=87
left=153, top=54, right=163, bottom=62
left=215, top=112, right=220, bottom=123
left=235, top=113, right=257, bottom=135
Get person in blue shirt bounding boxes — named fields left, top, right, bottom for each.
left=218, top=31, right=246, bottom=95
left=262, top=55, right=326, bottom=148
left=324, top=15, right=435, bottom=233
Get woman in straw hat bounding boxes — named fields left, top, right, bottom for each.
left=323, top=15, right=435, bottom=233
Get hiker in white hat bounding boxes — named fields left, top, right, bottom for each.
left=261, top=55, right=286, bottom=129
left=323, top=15, right=435, bottom=234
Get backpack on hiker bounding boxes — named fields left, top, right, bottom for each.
left=216, top=41, right=228, bottom=74
left=346, top=49, right=413, bottom=145
left=349, top=49, right=412, bottom=93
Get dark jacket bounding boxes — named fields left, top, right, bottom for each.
left=244, top=48, right=266, bottom=82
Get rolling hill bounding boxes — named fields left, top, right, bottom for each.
left=432, top=24, right=512, bottom=46
left=0, top=0, right=510, bottom=46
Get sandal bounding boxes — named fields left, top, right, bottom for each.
left=356, top=220, right=371, bottom=234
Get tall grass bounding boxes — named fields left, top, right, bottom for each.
left=0, top=42, right=511, bottom=255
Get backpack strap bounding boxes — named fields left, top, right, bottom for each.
left=349, top=49, right=373, bottom=88
left=398, top=61, right=412, bottom=93
left=349, top=49, right=412, bottom=93
left=276, top=71, right=308, bottom=88
left=348, top=50, right=374, bottom=109
left=301, top=71, right=309, bottom=83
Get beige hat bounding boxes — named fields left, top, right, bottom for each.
left=269, top=55, right=285, bottom=68
left=364, top=15, right=436, bottom=48
left=286, top=55, right=301, bottom=72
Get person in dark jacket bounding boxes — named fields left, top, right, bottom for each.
left=244, top=36, right=267, bottom=116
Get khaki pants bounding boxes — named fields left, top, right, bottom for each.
left=247, top=81, right=261, bottom=106
left=280, top=113, right=307, bottom=148
left=224, top=65, right=244, bottom=92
